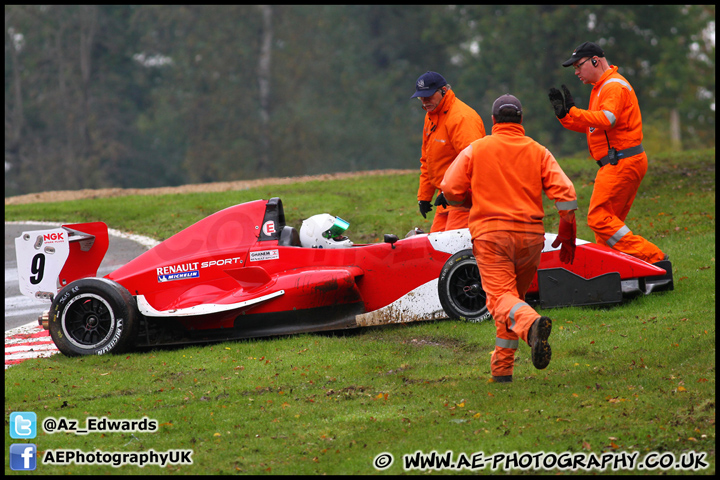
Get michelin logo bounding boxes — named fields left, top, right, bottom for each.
left=158, top=271, right=199, bottom=282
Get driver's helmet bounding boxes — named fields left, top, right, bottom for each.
left=299, top=214, right=353, bottom=248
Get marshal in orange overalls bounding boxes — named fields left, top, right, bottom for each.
left=558, top=66, right=665, bottom=264
left=441, top=121, right=577, bottom=378
left=418, top=90, right=486, bottom=232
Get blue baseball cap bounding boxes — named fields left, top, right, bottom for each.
left=410, top=71, right=448, bottom=99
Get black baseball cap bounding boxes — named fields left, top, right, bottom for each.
left=562, top=41, right=605, bottom=67
left=410, top=71, right=448, bottom=99
left=492, top=94, right=522, bottom=116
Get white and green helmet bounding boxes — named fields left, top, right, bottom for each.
left=299, top=214, right=353, bottom=248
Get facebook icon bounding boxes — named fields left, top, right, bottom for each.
left=10, top=444, right=37, bottom=471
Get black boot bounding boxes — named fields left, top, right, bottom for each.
left=528, top=316, right=552, bottom=370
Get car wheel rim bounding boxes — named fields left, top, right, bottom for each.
left=450, top=261, right=486, bottom=314
left=62, top=293, right=115, bottom=349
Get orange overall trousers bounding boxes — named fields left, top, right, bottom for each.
left=588, top=152, right=664, bottom=263
left=473, top=232, right=545, bottom=377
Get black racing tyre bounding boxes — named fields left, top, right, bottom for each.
left=438, top=249, right=492, bottom=323
left=49, top=278, right=139, bottom=356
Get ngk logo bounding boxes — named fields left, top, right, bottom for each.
left=43, top=232, right=65, bottom=242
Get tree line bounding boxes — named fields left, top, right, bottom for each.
left=4, top=5, right=715, bottom=196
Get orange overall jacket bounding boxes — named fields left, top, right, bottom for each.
left=440, top=122, right=577, bottom=240
left=559, top=66, right=643, bottom=160
left=417, top=90, right=486, bottom=202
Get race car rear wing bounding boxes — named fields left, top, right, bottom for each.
left=15, top=222, right=109, bottom=302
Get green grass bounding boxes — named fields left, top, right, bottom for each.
left=5, top=148, right=715, bottom=475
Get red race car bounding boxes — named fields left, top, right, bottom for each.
left=15, top=197, right=673, bottom=356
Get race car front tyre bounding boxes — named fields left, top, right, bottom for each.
left=438, top=249, right=492, bottom=323
left=49, top=277, right=139, bottom=356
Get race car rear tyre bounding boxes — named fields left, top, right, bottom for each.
left=438, top=249, right=492, bottom=323
left=49, top=278, right=139, bottom=356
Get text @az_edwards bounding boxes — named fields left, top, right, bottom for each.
left=42, top=416, right=157, bottom=435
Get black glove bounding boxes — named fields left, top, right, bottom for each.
left=548, top=88, right=566, bottom=119
left=418, top=200, right=432, bottom=219
left=561, top=84, right=575, bottom=111
left=434, top=192, right=448, bottom=209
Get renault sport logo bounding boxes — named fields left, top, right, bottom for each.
left=157, top=262, right=200, bottom=282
